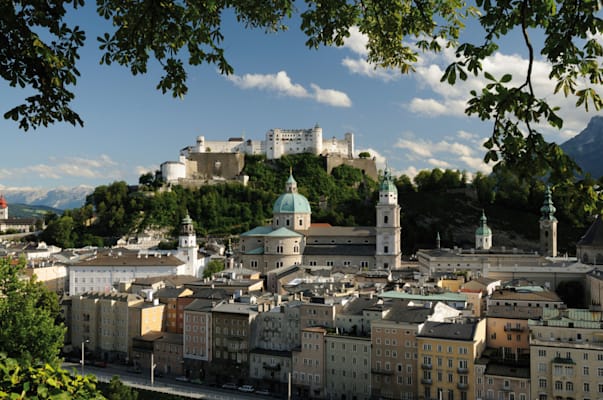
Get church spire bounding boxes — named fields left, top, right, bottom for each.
left=540, top=185, right=557, bottom=221
left=285, top=169, right=298, bottom=194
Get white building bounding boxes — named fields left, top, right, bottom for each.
left=68, top=250, right=188, bottom=295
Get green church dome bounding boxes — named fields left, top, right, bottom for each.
left=272, top=192, right=312, bottom=214
left=272, top=173, right=312, bottom=214
left=475, top=211, right=492, bottom=236
left=380, top=168, right=398, bottom=194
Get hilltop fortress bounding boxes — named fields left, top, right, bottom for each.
left=160, top=124, right=377, bottom=185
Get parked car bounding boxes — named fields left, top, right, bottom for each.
left=238, top=384, right=255, bottom=393
left=255, top=388, right=271, bottom=395
left=221, top=382, right=238, bottom=390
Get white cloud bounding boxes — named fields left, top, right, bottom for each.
left=398, top=166, right=419, bottom=179
left=340, top=26, right=400, bottom=81
left=407, top=49, right=596, bottom=143
left=394, top=135, right=493, bottom=173
left=342, top=26, right=368, bottom=56
left=227, top=71, right=351, bottom=107
left=427, top=158, right=453, bottom=168
left=0, top=155, right=121, bottom=181
left=227, top=70, right=308, bottom=98
left=341, top=58, right=400, bottom=82
left=459, top=155, right=492, bottom=174
left=395, top=139, right=433, bottom=158
left=310, top=84, right=352, bottom=107
left=457, top=130, right=478, bottom=141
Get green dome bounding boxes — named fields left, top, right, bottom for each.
left=476, top=211, right=492, bottom=236
left=273, top=193, right=312, bottom=214
left=380, top=169, right=398, bottom=194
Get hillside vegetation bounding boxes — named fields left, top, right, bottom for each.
left=39, top=154, right=597, bottom=255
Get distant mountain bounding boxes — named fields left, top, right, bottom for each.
left=0, top=185, right=93, bottom=210
left=8, top=203, right=63, bottom=219
left=561, top=116, right=603, bottom=178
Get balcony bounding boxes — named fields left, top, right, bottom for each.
left=501, top=385, right=512, bottom=392
left=262, top=362, right=281, bottom=371
left=371, top=368, right=393, bottom=375
left=552, top=357, right=575, bottom=365
left=421, top=378, right=432, bottom=385
left=457, top=367, right=469, bottom=374
left=457, top=383, right=469, bottom=390
left=421, top=363, right=433, bottom=370
left=504, top=325, right=525, bottom=332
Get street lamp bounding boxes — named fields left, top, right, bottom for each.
left=80, top=339, right=90, bottom=376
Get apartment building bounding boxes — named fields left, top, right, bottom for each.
left=292, top=327, right=327, bottom=399
left=371, top=302, right=428, bottom=400
left=417, top=319, right=487, bottom=400
left=209, top=302, right=258, bottom=384
left=300, top=297, right=339, bottom=329
left=529, top=308, right=603, bottom=400
left=474, top=357, right=530, bottom=400
left=324, top=333, right=372, bottom=400
left=155, top=287, right=193, bottom=333
left=71, top=292, right=163, bottom=362
left=183, top=298, right=219, bottom=380
left=487, top=287, right=563, bottom=361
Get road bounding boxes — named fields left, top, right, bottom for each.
left=62, top=362, right=277, bottom=400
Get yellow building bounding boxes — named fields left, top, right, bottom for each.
left=417, top=319, right=486, bottom=400
left=71, top=292, right=164, bottom=362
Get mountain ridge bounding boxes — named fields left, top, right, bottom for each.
left=560, top=115, right=603, bottom=178
left=0, top=185, right=92, bottom=210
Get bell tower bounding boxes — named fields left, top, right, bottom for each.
left=539, top=186, right=558, bottom=257
left=375, top=169, right=401, bottom=269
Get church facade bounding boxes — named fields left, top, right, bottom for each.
left=237, top=171, right=401, bottom=275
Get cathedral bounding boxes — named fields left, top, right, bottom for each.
left=237, top=170, right=402, bottom=274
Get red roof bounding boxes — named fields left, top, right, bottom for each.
left=0, top=195, right=7, bottom=209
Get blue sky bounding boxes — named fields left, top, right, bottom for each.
left=0, top=5, right=598, bottom=191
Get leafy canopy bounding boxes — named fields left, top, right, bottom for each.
left=0, top=258, right=66, bottom=366
left=3, top=0, right=603, bottom=205
left=0, top=353, right=106, bottom=400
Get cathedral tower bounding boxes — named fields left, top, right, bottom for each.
left=539, top=186, right=558, bottom=257
left=375, top=169, right=402, bottom=269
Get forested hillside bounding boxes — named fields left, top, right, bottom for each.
left=39, top=154, right=599, bottom=255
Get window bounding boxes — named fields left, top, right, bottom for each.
left=584, top=366, right=589, bottom=375
left=538, top=349, right=547, bottom=357
left=566, top=382, right=573, bottom=391
left=584, top=382, right=590, bottom=392
left=539, top=379, right=547, bottom=389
